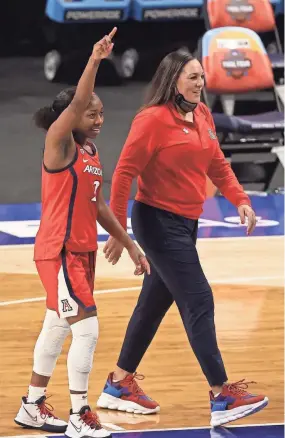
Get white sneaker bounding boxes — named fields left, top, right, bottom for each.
left=65, top=406, right=112, bottom=438
left=14, top=395, right=67, bottom=432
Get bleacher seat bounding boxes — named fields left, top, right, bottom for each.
left=204, top=0, right=284, bottom=83
left=201, top=26, right=284, bottom=191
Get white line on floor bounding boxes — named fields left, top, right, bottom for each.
left=0, top=275, right=283, bottom=307
left=0, top=422, right=283, bottom=437
left=101, top=422, right=125, bottom=431
left=113, top=422, right=284, bottom=433
left=0, top=286, right=141, bottom=307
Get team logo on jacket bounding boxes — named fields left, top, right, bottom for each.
left=226, top=0, right=254, bottom=23
left=222, top=49, right=252, bottom=78
left=61, top=299, right=73, bottom=312
left=208, top=129, right=217, bottom=140
left=83, top=164, right=103, bottom=176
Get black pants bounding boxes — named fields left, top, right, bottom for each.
left=117, top=201, right=227, bottom=386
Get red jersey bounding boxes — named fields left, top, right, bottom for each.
left=34, top=143, right=103, bottom=260
left=110, top=103, right=250, bottom=229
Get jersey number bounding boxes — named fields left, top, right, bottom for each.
left=91, top=181, right=100, bottom=202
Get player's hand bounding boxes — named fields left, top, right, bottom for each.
left=92, top=27, right=117, bottom=61
left=103, top=236, right=124, bottom=265
left=127, top=243, right=150, bottom=276
left=238, top=204, right=257, bottom=235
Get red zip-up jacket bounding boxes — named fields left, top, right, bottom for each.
left=110, top=102, right=250, bottom=229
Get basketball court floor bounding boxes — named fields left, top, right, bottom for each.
left=0, top=194, right=284, bottom=438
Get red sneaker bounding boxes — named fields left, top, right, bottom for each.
left=210, top=380, right=269, bottom=427
left=97, top=372, right=160, bottom=414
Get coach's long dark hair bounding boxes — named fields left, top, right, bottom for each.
left=140, top=50, right=197, bottom=112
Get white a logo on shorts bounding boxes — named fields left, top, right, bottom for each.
left=61, top=299, right=73, bottom=313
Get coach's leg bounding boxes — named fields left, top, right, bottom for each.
left=116, top=262, right=174, bottom=376
left=97, top=202, right=173, bottom=414
left=150, top=236, right=227, bottom=388
left=96, top=262, right=170, bottom=414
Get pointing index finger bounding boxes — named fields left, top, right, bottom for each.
left=108, top=27, right=117, bottom=40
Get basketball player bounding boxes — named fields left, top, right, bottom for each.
left=14, top=28, right=149, bottom=438
left=96, top=51, right=268, bottom=427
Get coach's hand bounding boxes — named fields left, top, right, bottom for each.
left=238, top=204, right=257, bottom=235
left=127, top=243, right=150, bottom=276
left=92, top=27, right=117, bottom=61
left=104, top=236, right=124, bottom=265
left=104, top=237, right=150, bottom=275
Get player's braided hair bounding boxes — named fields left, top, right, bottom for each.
left=33, top=87, right=99, bottom=145
left=33, top=86, right=77, bottom=131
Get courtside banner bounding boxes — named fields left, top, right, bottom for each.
left=0, top=195, right=283, bottom=245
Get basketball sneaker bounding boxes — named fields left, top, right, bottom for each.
left=97, top=372, right=160, bottom=414
left=65, top=405, right=112, bottom=438
left=210, top=380, right=269, bottom=427
left=14, top=395, right=67, bottom=432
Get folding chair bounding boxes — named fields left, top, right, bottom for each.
left=204, top=0, right=284, bottom=81
left=201, top=26, right=284, bottom=191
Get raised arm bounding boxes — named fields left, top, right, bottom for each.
left=44, top=27, right=117, bottom=167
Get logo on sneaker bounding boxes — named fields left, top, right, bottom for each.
left=70, top=420, right=82, bottom=433
left=104, top=382, right=131, bottom=398
left=23, top=406, right=38, bottom=422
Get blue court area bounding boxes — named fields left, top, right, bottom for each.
left=49, top=424, right=285, bottom=438
left=0, top=194, right=283, bottom=245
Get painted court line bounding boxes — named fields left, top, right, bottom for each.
left=0, top=275, right=283, bottom=307
left=113, top=422, right=284, bottom=433
left=0, top=286, right=141, bottom=306
left=0, top=422, right=283, bottom=437
left=102, top=422, right=125, bottom=431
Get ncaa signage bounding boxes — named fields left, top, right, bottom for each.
left=0, top=196, right=283, bottom=245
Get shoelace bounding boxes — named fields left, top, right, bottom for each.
left=127, top=372, right=146, bottom=396
left=37, top=395, right=57, bottom=419
left=227, top=379, right=256, bottom=396
left=81, top=410, right=101, bottom=429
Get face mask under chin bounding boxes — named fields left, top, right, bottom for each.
left=174, top=92, right=197, bottom=113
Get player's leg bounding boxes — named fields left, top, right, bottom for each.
left=62, top=249, right=111, bottom=438
left=14, top=258, right=70, bottom=432
left=97, top=261, right=172, bottom=414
